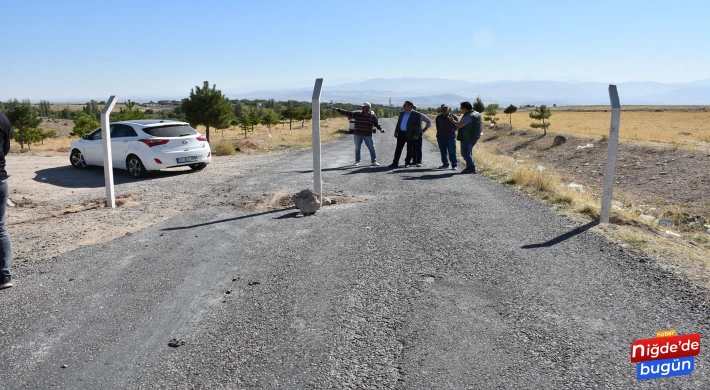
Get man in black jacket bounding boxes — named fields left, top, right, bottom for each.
left=388, top=101, right=430, bottom=168
left=0, top=112, right=13, bottom=289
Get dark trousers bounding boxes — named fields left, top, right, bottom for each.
left=437, top=137, right=457, bottom=167
left=392, top=131, right=409, bottom=165
left=405, top=136, right=423, bottom=164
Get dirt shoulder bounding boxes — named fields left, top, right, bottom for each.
left=481, top=129, right=710, bottom=224
left=6, top=151, right=282, bottom=266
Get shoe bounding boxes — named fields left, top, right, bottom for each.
left=388, top=163, right=399, bottom=168
left=0, top=279, right=12, bottom=290
left=451, top=165, right=457, bottom=170
left=461, top=167, right=474, bottom=174
left=438, top=165, right=449, bottom=169
left=371, top=162, right=380, bottom=166
left=354, top=162, right=360, bottom=166
left=404, top=164, right=410, bottom=168
left=416, top=163, right=422, bottom=167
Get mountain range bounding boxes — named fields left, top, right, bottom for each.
left=231, top=78, right=710, bottom=106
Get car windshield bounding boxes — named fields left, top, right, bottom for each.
left=142, top=124, right=198, bottom=137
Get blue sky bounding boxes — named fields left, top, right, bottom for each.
left=1, top=0, right=708, bottom=101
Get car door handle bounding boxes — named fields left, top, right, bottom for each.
left=123, top=140, right=129, bottom=143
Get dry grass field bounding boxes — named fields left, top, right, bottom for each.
left=502, top=106, right=710, bottom=144
left=193, top=117, right=349, bottom=155
left=9, top=116, right=350, bottom=155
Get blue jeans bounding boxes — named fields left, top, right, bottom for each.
left=0, top=180, right=11, bottom=282
left=354, top=135, right=377, bottom=163
left=460, top=138, right=479, bottom=171
left=437, top=137, right=457, bottom=167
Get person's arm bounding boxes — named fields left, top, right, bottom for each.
left=371, top=114, right=384, bottom=133
left=450, top=115, right=471, bottom=129
left=2, top=120, right=11, bottom=156
left=331, top=107, right=353, bottom=119
left=420, top=113, right=431, bottom=131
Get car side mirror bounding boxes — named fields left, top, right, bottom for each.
left=81, top=135, right=89, bottom=140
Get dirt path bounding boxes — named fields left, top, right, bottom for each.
left=6, top=151, right=279, bottom=266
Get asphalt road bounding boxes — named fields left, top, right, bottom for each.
left=2, top=118, right=709, bottom=389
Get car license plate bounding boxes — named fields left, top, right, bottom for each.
left=176, top=156, right=199, bottom=163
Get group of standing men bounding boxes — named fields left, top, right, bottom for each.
left=332, top=100, right=482, bottom=174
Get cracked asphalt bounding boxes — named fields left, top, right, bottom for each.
left=2, top=118, right=709, bottom=389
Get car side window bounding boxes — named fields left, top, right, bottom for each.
left=110, top=124, right=138, bottom=138
left=89, top=129, right=102, bottom=140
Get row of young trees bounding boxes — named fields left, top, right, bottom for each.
left=179, top=81, right=403, bottom=142
left=466, top=96, right=552, bottom=135
left=1, top=87, right=556, bottom=150
left=0, top=102, right=56, bottom=150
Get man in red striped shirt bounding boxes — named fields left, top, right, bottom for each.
left=332, top=103, right=385, bottom=166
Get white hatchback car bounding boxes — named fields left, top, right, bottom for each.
left=69, top=120, right=211, bottom=178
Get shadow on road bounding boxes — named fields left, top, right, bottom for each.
left=388, top=168, right=438, bottom=174
left=521, top=221, right=600, bottom=248
left=162, top=208, right=295, bottom=231
left=342, top=166, right=392, bottom=175
left=290, top=166, right=355, bottom=174
left=273, top=211, right=302, bottom=219
left=403, top=173, right=455, bottom=180
left=34, top=165, right=192, bottom=189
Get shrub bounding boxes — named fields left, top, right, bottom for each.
left=213, top=141, right=236, bottom=156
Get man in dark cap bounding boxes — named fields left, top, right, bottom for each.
left=434, top=104, right=458, bottom=170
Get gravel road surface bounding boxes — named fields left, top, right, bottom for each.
left=2, top=119, right=709, bottom=389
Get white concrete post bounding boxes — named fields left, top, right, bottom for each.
left=101, top=96, right=117, bottom=208
left=600, top=85, right=621, bottom=223
left=312, top=78, right=323, bottom=204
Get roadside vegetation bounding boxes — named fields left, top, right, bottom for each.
left=425, top=99, right=709, bottom=288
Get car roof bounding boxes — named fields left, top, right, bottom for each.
left=113, top=120, right=189, bottom=128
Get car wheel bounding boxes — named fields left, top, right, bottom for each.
left=126, top=155, right=147, bottom=178
left=189, top=163, right=207, bottom=171
left=70, top=149, right=87, bottom=169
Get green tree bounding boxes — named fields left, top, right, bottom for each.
left=503, top=104, right=517, bottom=129
left=473, top=96, right=485, bottom=113
left=14, top=128, right=43, bottom=151
left=7, top=104, right=42, bottom=150
left=4, top=99, right=22, bottom=112
left=282, top=106, right=299, bottom=130
left=483, top=103, right=500, bottom=124
left=238, top=114, right=252, bottom=138
left=233, top=101, right=244, bottom=118
left=260, top=109, right=280, bottom=133
left=38, top=100, right=52, bottom=117
left=40, top=129, right=57, bottom=145
left=248, top=109, right=259, bottom=131
left=71, top=114, right=100, bottom=137
left=529, top=104, right=552, bottom=135
left=58, top=106, right=72, bottom=119
left=82, top=100, right=101, bottom=121
left=181, top=81, right=233, bottom=143
left=298, top=107, right=311, bottom=128
left=111, top=99, right=148, bottom=121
